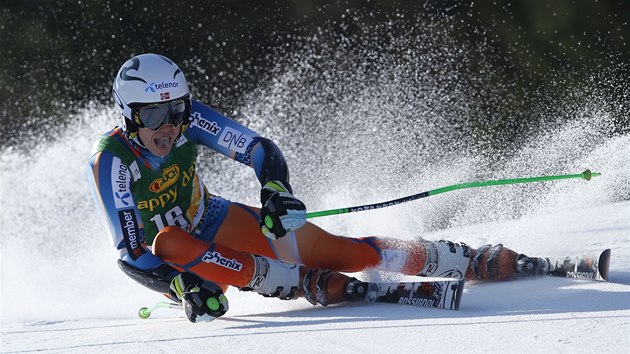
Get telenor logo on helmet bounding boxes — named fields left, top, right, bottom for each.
left=144, top=82, right=179, bottom=93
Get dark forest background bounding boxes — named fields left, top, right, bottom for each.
left=1, top=0, right=628, bottom=148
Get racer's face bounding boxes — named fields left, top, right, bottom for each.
left=138, top=123, right=181, bottom=156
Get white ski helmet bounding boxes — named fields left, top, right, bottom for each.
left=112, top=53, right=191, bottom=136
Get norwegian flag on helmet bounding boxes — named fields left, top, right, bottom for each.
left=160, top=92, right=170, bottom=100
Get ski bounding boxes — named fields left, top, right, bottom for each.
left=548, top=249, right=611, bottom=281
left=355, top=278, right=465, bottom=310
left=139, top=278, right=465, bottom=318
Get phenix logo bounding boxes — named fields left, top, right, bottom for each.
left=145, top=81, right=179, bottom=93
left=202, top=251, right=243, bottom=271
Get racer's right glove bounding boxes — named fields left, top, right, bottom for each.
left=169, top=272, right=229, bottom=323
left=259, top=180, right=306, bottom=240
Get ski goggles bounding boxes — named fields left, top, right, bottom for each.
left=132, top=97, right=190, bottom=130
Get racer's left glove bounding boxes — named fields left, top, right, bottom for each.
left=259, top=180, right=306, bottom=240
left=170, top=272, right=229, bottom=323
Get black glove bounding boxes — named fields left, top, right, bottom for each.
left=170, top=272, right=229, bottom=323
left=259, top=180, right=306, bottom=240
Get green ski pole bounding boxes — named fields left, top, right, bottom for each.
left=306, top=169, right=600, bottom=219
left=138, top=301, right=182, bottom=319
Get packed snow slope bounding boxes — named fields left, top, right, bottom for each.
left=1, top=106, right=629, bottom=353
left=1, top=201, right=629, bottom=353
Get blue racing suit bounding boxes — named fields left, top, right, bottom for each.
left=87, top=100, right=291, bottom=293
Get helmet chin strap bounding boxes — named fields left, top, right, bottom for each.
left=132, top=135, right=148, bottom=149
left=121, top=117, right=147, bottom=150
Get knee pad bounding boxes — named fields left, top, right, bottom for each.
left=243, top=256, right=300, bottom=300
left=419, top=240, right=471, bottom=279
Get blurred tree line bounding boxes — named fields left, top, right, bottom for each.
left=1, top=0, right=628, bottom=148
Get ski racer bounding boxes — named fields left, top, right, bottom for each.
left=87, top=53, right=558, bottom=323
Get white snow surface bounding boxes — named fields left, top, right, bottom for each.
left=2, top=202, right=629, bottom=353
left=1, top=109, right=629, bottom=353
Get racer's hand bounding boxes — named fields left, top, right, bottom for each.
left=170, top=273, right=229, bottom=323
left=259, top=180, right=306, bottom=240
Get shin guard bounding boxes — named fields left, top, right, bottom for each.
left=243, top=256, right=300, bottom=299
